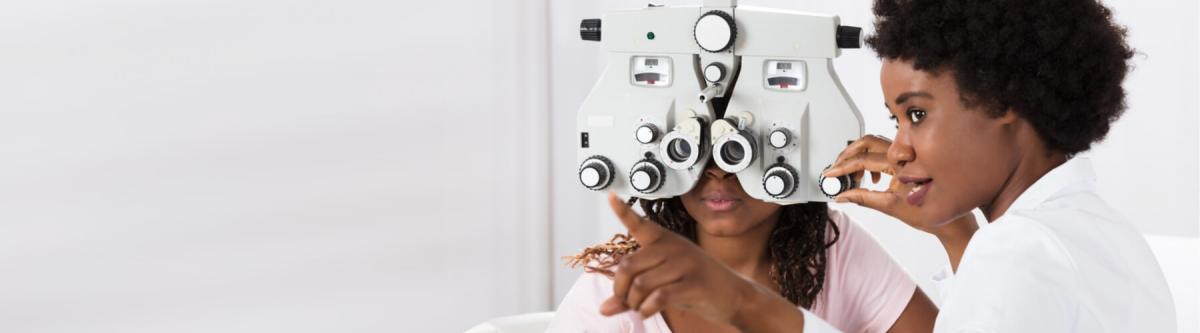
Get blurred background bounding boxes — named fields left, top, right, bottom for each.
left=0, top=0, right=1196, bottom=332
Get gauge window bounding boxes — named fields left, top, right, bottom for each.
left=631, top=56, right=672, bottom=87
left=764, top=60, right=806, bottom=91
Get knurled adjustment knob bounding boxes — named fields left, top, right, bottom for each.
left=763, top=164, right=798, bottom=199
left=580, top=19, right=602, bottom=42
left=819, top=165, right=858, bottom=198
left=579, top=156, right=614, bottom=190
left=635, top=124, right=659, bottom=144
left=629, top=159, right=666, bottom=194
left=837, top=25, right=862, bottom=49
left=694, top=11, right=736, bottom=53
left=768, top=129, right=790, bottom=149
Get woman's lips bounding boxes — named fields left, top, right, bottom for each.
left=701, top=193, right=741, bottom=212
left=905, top=179, right=932, bottom=206
left=704, top=198, right=739, bottom=211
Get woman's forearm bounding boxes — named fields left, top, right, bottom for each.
left=730, top=280, right=808, bottom=332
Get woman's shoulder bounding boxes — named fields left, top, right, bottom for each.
left=820, top=207, right=898, bottom=260
left=549, top=271, right=662, bottom=332
left=571, top=270, right=615, bottom=296
left=822, top=207, right=869, bottom=244
left=815, top=207, right=919, bottom=333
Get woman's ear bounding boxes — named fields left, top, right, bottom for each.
left=998, top=107, right=1017, bottom=123
left=995, top=107, right=1020, bottom=126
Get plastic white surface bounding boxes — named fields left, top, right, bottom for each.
left=576, top=4, right=863, bottom=203
left=694, top=13, right=733, bottom=52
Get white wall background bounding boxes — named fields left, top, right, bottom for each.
left=0, top=0, right=1194, bottom=332
left=1, top=1, right=550, bottom=332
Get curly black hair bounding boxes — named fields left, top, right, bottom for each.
left=866, top=0, right=1134, bottom=154
left=627, top=197, right=839, bottom=308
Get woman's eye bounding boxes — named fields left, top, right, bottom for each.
left=889, top=115, right=898, bottom=128
left=907, top=108, right=926, bottom=124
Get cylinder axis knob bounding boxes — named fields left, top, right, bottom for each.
left=768, top=129, right=790, bottom=149
left=635, top=124, right=658, bottom=144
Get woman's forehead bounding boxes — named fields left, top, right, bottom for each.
left=881, top=59, right=955, bottom=106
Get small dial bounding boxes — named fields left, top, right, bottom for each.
left=769, top=129, right=790, bottom=149
left=703, top=63, right=726, bottom=83
left=635, top=124, right=658, bottom=144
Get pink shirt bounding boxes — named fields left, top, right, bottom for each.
left=547, top=209, right=917, bottom=333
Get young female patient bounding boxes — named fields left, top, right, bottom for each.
left=548, top=160, right=960, bottom=332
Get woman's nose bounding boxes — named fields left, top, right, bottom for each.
left=888, top=130, right=915, bottom=168
left=704, top=164, right=736, bottom=180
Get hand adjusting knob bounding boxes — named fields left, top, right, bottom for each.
left=818, top=165, right=857, bottom=198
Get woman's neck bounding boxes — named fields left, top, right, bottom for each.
left=982, top=130, right=1067, bottom=222
left=696, top=210, right=781, bottom=282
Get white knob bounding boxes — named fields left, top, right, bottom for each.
left=769, top=129, right=790, bottom=149
left=819, top=174, right=854, bottom=198
left=578, top=156, right=614, bottom=191
left=704, top=63, right=726, bottom=82
left=762, top=164, right=798, bottom=198
left=629, top=160, right=665, bottom=193
left=694, top=11, right=736, bottom=53
left=631, top=170, right=652, bottom=190
left=764, top=175, right=786, bottom=195
left=635, top=124, right=657, bottom=144
left=580, top=167, right=601, bottom=187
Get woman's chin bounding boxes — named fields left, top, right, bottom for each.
left=696, top=218, right=760, bottom=237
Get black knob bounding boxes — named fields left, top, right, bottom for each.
left=580, top=19, right=602, bottom=42
left=763, top=164, right=798, bottom=199
left=629, top=159, right=665, bottom=194
left=837, top=25, right=861, bottom=49
left=579, top=156, right=614, bottom=190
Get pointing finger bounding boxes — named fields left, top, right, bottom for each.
left=608, top=192, right=664, bottom=245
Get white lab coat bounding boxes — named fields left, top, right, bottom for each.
left=932, top=157, right=1177, bottom=332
